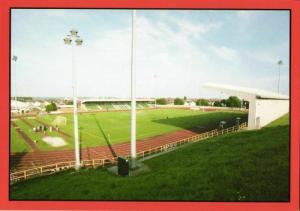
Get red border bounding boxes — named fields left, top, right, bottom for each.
left=0, top=0, right=299, bottom=210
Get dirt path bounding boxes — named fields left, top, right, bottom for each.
left=11, top=121, right=40, bottom=152
left=10, top=129, right=196, bottom=171
left=20, top=118, right=34, bottom=128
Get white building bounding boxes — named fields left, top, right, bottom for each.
left=11, top=100, right=42, bottom=113
left=184, top=100, right=196, bottom=107
left=203, top=83, right=289, bottom=130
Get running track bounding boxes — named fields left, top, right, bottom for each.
left=10, top=129, right=197, bottom=171
left=11, top=121, right=40, bottom=152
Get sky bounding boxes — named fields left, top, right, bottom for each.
left=11, top=9, right=290, bottom=99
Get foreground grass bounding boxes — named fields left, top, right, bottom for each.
left=10, top=114, right=289, bottom=201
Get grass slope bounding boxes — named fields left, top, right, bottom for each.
left=10, top=114, right=289, bottom=201
left=11, top=109, right=246, bottom=152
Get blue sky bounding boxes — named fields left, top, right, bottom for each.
left=11, top=9, right=290, bottom=98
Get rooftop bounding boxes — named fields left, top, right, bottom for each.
left=203, top=83, right=289, bottom=100
left=81, top=98, right=155, bottom=103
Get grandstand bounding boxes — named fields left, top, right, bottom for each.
left=81, top=98, right=155, bottom=111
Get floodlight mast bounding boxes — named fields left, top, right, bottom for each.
left=154, top=74, right=157, bottom=108
left=277, top=60, right=283, bottom=94
left=12, top=55, right=18, bottom=110
left=130, top=10, right=137, bottom=169
left=64, top=29, right=83, bottom=170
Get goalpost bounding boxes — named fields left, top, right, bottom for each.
left=52, top=116, right=67, bottom=126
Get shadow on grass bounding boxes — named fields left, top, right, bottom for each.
left=92, top=115, right=118, bottom=158
left=152, top=112, right=248, bottom=133
left=10, top=151, right=27, bottom=175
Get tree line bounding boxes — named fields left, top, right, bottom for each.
left=155, top=96, right=249, bottom=108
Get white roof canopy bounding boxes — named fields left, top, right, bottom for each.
left=203, top=83, right=289, bottom=101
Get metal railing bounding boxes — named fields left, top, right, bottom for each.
left=10, top=122, right=247, bottom=184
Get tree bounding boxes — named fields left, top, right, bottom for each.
left=45, top=104, right=53, bottom=112
left=196, top=99, right=209, bottom=106
left=221, top=99, right=227, bottom=107
left=45, top=102, right=58, bottom=113
left=156, top=98, right=167, bottom=105
left=213, top=101, right=222, bottom=107
left=65, top=100, right=73, bottom=105
left=243, top=100, right=249, bottom=109
left=226, top=96, right=241, bottom=108
left=17, top=97, right=33, bottom=102
left=183, top=96, right=187, bottom=101
left=51, top=102, right=57, bottom=111
left=174, top=98, right=184, bottom=105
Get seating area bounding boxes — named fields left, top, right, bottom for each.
left=84, top=103, right=100, bottom=111
left=83, top=101, right=155, bottom=111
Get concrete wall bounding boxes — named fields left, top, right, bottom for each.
left=248, top=99, right=289, bottom=129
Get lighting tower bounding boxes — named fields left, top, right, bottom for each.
left=277, top=60, right=283, bottom=94
left=130, top=10, right=137, bottom=169
left=63, top=29, right=83, bottom=170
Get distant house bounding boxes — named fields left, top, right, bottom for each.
left=57, top=104, right=74, bottom=112
left=11, top=100, right=42, bottom=114
left=184, top=100, right=196, bottom=107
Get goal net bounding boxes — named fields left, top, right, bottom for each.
left=52, top=116, right=67, bottom=126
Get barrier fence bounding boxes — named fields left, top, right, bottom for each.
left=10, top=122, right=247, bottom=184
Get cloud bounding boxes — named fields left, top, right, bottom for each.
left=211, top=46, right=239, bottom=62
left=176, top=19, right=222, bottom=36
left=245, top=45, right=289, bottom=67
left=237, top=11, right=257, bottom=19
left=11, top=10, right=290, bottom=98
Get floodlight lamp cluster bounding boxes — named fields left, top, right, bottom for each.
left=12, top=55, right=18, bottom=61
left=64, top=29, right=83, bottom=46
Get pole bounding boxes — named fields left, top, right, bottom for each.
left=13, top=57, right=18, bottom=111
left=277, top=63, right=281, bottom=94
left=154, top=74, right=157, bottom=109
left=14, top=60, right=17, bottom=102
left=72, top=43, right=80, bottom=170
left=130, top=9, right=137, bottom=169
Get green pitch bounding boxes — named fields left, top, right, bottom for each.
left=10, top=109, right=247, bottom=152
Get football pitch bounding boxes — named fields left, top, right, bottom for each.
left=10, top=109, right=247, bottom=152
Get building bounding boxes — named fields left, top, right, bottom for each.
left=203, top=83, right=289, bottom=130
left=184, top=100, right=196, bottom=107
left=81, top=98, right=155, bottom=111
left=11, top=100, right=42, bottom=114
